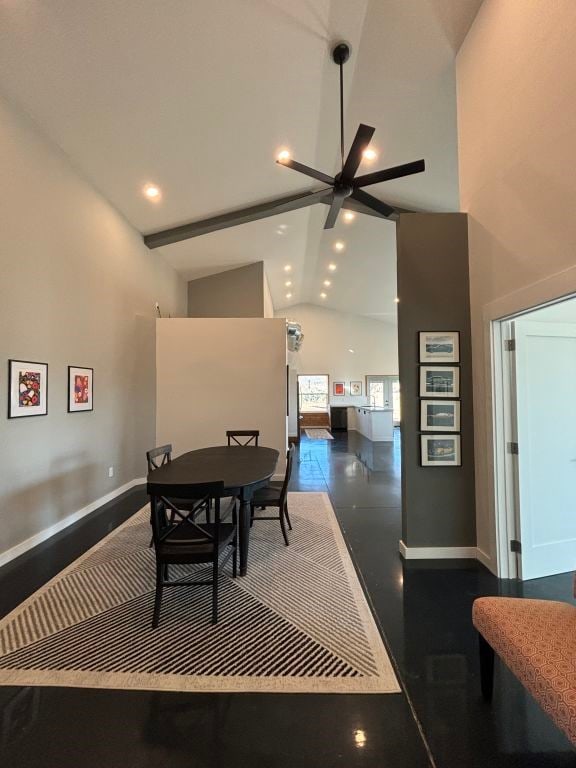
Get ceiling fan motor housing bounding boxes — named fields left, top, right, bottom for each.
left=332, top=42, right=351, bottom=65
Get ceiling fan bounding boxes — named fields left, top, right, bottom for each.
left=144, top=42, right=425, bottom=250
left=276, top=42, right=425, bottom=230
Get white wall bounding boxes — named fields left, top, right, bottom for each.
left=457, top=1, right=576, bottom=571
left=263, top=270, right=275, bottom=319
left=0, top=93, right=187, bottom=562
left=156, top=318, right=287, bottom=469
left=277, top=303, right=398, bottom=406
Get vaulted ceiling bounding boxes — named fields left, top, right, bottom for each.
left=0, top=0, right=482, bottom=319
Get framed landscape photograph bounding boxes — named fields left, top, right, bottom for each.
left=68, top=366, right=94, bottom=412
left=350, top=381, right=362, bottom=396
left=419, top=331, right=460, bottom=363
left=421, top=434, right=461, bottom=467
left=420, top=399, right=460, bottom=432
left=333, top=381, right=345, bottom=396
left=419, top=366, right=460, bottom=398
left=8, top=360, right=48, bottom=418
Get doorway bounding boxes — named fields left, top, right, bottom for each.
left=366, top=375, right=401, bottom=425
left=493, top=295, right=576, bottom=580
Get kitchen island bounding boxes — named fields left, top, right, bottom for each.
left=349, top=406, right=394, bottom=442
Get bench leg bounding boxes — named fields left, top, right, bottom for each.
left=479, top=633, right=495, bottom=701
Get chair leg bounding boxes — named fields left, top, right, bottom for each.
left=279, top=504, right=289, bottom=546
left=250, top=503, right=254, bottom=528
left=212, top=555, right=219, bottom=625
left=479, top=633, right=495, bottom=701
left=152, top=562, right=164, bottom=629
left=284, top=501, right=292, bottom=531
left=205, top=500, right=212, bottom=524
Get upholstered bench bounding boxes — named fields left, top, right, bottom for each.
left=473, top=596, right=576, bottom=746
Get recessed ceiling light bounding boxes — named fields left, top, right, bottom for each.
left=323, top=280, right=331, bottom=287
left=286, top=292, right=292, bottom=299
left=276, top=228, right=285, bottom=235
left=334, top=241, right=345, bottom=252
left=362, top=147, right=377, bottom=161
left=285, top=280, right=292, bottom=287
left=328, top=263, right=337, bottom=271
left=394, top=297, right=400, bottom=303
left=284, top=264, right=292, bottom=272
left=277, top=149, right=291, bottom=163
left=278, top=224, right=288, bottom=230
left=143, top=183, right=161, bottom=201
left=343, top=211, right=355, bottom=222
left=348, top=348, right=355, bottom=353
left=320, top=292, right=327, bottom=299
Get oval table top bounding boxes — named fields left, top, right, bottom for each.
left=146, top=445, right=280, bottom=493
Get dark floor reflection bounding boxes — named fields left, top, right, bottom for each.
left=0, top=429, right=574, bottom=767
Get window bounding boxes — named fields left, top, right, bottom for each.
left=298, top=374, right=329, bottom=413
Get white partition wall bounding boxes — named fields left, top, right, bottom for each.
left=156, top=318, right=287, bottom=470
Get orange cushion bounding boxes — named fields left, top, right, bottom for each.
left=473, top=597, right=576, bottom=745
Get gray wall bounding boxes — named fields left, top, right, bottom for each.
left=187, top=262, right=265, bottom=317
left=0, top=93, right=187, bottom=562
left=396, top=213, right=476, bottom=548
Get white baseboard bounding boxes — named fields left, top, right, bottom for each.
left=399, top=539, right=479, bottom=560
left=0, top=477, right=147, bottom=570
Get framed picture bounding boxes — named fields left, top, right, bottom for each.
left=419, top=366, right=460, bottom=398
left=350, top=381, right=362, bottom=396
left=68, top=366, right=94, bottom=412
left=419, top=331, right=460, bottom=363
left=333, top=381, right=345, bottom=396
left=421, top=434, right=461, bottom=467
left=8, top=360, right=48, bottom=418
left=420, top=399, right=460, bottom=432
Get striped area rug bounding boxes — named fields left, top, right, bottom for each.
left=0, top=493, right=399, bottom=694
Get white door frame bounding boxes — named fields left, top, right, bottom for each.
left=491, top=317, right=518, bottom=579
left=491, top=291, right=576, bottom=578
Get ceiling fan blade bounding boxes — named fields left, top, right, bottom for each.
left=351, top=189, right=396, bottom=219
left=341, top=123, right=375, bottom=182
left=324, top=195, right=345, bottom=229
left=354, top=159, right=425, bottom=188
left=276, top=158, right=334, bottom=185
left=144, top=188, right=331, bottom=248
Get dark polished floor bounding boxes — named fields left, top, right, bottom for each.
left=1, top=430, right=574, bottom=767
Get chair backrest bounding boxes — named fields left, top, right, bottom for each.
left=278, top=444, right=295, bottom=506
left=148, top=481, right=225, bottom=550
left=146, top=444, right=173, bottom=472
left=226, top=430, right=260, bottom=447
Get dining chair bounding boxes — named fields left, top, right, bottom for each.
left=148, top=481, right=238, bottom=626
left=226, top=430, right=260, bottom=447
left=250, top=444, right=294, bottom=545
left=146, top=444, right=173, bottom=471
left=146, top=444, right=211, bottom=525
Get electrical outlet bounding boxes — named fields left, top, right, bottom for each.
left=108, top=466, right=114, bottom=478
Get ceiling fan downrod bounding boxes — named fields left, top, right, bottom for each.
left=332, top=42, right=351, bottom=172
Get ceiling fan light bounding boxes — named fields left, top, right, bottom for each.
left=362, top=147, right=377, bottom=161
left=277, top=149, right=291, bottom=163
left=343, top=211, right=355, bottom=222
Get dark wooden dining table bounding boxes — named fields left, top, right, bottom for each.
left=146, top=445, right=279, bottom=576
